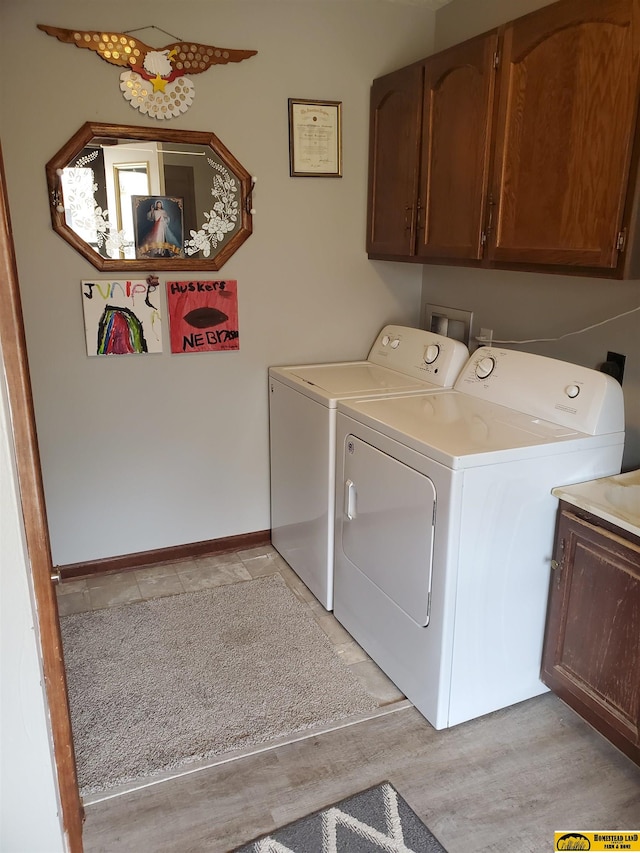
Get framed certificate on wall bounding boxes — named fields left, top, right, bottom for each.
left=288, top=98, right=342, bottom=177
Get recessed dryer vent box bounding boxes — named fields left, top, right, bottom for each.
left=422, top=304, right=473, bottom=349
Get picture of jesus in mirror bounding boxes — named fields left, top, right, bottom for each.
left=133, top=195, right=184, bottom=259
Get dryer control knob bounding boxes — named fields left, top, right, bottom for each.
left=381, top=335, right=391, bottom=346
left=565, top=384, right=581, bottom=399
left=390, top=338, right=400, bottom=349
left=475, top=356, right=495, bottom=379
left=424, top=344, right=440, bottom=364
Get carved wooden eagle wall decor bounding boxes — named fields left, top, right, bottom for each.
left=38, top=24, right=257, bottom=119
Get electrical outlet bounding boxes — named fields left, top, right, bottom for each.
left=602, top=351, right=626, bottom=384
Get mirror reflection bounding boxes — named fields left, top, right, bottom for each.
left=47, top=123, right=253, bottom=271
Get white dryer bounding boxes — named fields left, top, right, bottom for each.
left=269, top=325, right=469, bottom=610
left=333, top=347, right=625, bottom=729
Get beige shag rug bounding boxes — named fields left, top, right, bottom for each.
left=60, top=575, right=377, bottom=796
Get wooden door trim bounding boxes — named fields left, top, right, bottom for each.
left=0, top=146, right=84, bottom=850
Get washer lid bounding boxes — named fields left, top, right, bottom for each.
left=269, top=362, right=436, bottom=405
left=338, top=391, right=624, bottom=469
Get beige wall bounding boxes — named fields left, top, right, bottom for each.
left=423, top=0, right=640, bottom=470
left=435, top=0, right=550, bottom=49
left=5, top=0, right=635, bottom=571
left=0, top=0, right=437, bottom=565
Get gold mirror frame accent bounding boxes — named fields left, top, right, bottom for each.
left=45, top=122, right=253, bottom=271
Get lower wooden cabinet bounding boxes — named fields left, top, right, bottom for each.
left=541, top=504, right=640, bottom=765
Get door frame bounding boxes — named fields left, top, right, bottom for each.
left=0, top=145, right=84, bottom=850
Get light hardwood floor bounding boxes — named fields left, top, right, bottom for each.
left=82, top=696, right=639, bottom=853
left=60, top=547, right=640, bottom=853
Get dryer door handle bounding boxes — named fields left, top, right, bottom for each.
left=345, top=479, right=357, bottom=520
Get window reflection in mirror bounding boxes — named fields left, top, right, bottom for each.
left=114, top=165, right=150, bottom=259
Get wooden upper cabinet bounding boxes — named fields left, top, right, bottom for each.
left=489, top=0, right=640, bottom=270
left=367, top=0, right=640, bottom=277
left=417, top=32, right=498, bottom=260
left=367, top=64, right=423, bottom=257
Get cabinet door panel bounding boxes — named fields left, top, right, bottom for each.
left=542, top=510, right=640, bottom=763
left=490, top=0, right=640, bottom=269
left=418, top=32, right=497, bottom=260
left=367, top=65, right=423, bottom=257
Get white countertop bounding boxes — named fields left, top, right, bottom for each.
left=552, top=469, right=640, bottom=539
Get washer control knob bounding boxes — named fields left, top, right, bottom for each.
left=423, top=344, right=440, bottom=364
left=381, top=335, right=390, bottom=346
left=390, top=338, right=400, bottom=349
left=565, top=384, right=581, bottom=399
left=475, top=356, right=495, bottom=379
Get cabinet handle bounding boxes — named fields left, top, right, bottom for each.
left=551, top=538, right=565, bottom=587
left=485, top=193, right=496, bottom=240
left=404, top=205, right=413, bottom=232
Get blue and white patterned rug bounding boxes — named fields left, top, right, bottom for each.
left=230, top=781, right=447, bottom=852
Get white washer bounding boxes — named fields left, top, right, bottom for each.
left=333, top=347, right=625, bottom=729
left=269, top=325, right=469, bottom=610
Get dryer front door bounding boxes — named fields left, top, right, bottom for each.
left=342, top=435, right=436, bottom=627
